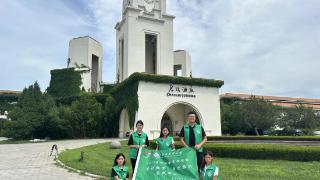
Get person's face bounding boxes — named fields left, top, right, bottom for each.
left=187, top=114, right=196, bottom=124
left=117, top=156, right=125, bottom=166
left=204, top=154, right=213, bottom=165
left=136, top=123, right=143, bottom=131
left=162, top=128, right=169, bottom=136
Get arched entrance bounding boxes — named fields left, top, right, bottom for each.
left=119, top=108, right=130, bottom=138
left=160, top=113, right=173, bottom=132
left=161, top=102, right=203, bottom=136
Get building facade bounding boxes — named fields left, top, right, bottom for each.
left=115, top=0, right=223, bottom=139
left=69, top=0, right=224, bottom=139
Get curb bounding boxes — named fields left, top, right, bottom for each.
left=55, top=159, right=105, bottom=179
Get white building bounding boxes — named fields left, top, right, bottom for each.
left=116, top=0, right=193, bottom=82
left=69, top=0, right=224, bottom=139
left=115, top=0, right=223, bottom=139
left=68, top=36, right=103, bottom=93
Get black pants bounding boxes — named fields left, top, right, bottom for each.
left=196, top=152, right=204, bottom=173
left=131, top=158, right=137, bottom=174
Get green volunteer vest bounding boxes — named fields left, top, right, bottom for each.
left=156, top=136, right=174, bottom=150
left=111, top=165, right=129, bottom=180
left=202, top=163, right=219, bottom=180
left=129, top=131, right=147, bottom=159
left=183, top=123, right=204, bottom=152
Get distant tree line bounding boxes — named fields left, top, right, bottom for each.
left=1, top=77, right=320, bottom=139
left=1, top=81, right=119, bottom=140
left=221, top=96, right=320, bottom=136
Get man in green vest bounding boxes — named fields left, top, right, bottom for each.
left=179, top=111, right=207, bottom=173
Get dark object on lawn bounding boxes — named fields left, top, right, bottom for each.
left=80, top=151, right=84, bottom=162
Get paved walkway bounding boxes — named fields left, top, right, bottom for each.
left=0, top=139, right=118, bottom=180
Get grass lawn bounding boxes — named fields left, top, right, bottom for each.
left=58, top=141, right=320, bottom=180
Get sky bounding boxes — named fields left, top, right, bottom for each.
left=0, top=0, right=319, bottom=98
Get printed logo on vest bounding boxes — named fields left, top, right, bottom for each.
left=153, top=152, right=160, bottom=158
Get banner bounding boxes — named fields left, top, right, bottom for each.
left=133, top=147, right=199, bottom=180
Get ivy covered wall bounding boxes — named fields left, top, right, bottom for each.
left=47, top=68, right=82, bottom=98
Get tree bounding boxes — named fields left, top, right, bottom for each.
left=221, top=102, right=250, bottom=135
left=241, top=97, right=278, bottom=135
left=102, top=94, right=119, bottom=137
left=67, top=93, right=103, bottom=138
left=5, top=82, right=62, bottom=139
left=278, top=105, right=320, bottom=135
left=221, top=97, right=279, bottom=136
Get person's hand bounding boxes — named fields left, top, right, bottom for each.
left=141, top=145, right=147, bottom=148
left=135, top=145, right=140, bottom=149
left=194, top=144, right=201, bottom=150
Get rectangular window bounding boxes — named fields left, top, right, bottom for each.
left=91, top=54, right=99, bottom=92
left=174, top=64, right=182, bottom=76
left=145, top=34, right=157, bottom=74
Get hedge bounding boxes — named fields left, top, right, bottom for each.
left=206, top=136, right=320, bottom=141
left=150, top=141, right=320, bottom=161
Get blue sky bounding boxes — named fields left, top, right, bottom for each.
left=0, top=0, right=319, bottom=98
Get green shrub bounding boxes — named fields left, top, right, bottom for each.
left=150, top=141, right=320, bottom=161
left=206, top=136, right=320, bottom=141
left=202, top=143, right=320, bottom=161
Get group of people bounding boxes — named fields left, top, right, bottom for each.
left=111, top=111, right=220, bottom=180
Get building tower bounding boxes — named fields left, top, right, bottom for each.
left=116, top=0, right=176, bottom=82
left=68, top=36, right=103, bottom=92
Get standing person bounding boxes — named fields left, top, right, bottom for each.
left=201, top=151, right=219, bottom=180
left=49, top=144, right=58, bottom=157
left=111, top=153, right=129, bottom=180
left=128, top=120, right=149, bottom=173
left=156, top=127, right=175, bottom=151
left=179, top=111, right=207, bottom=173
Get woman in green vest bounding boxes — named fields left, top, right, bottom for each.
left=128, top=120, right=149, bottom=173
left=156, top=127, right=175, bottom=150
left=110, top=153, right=129, bottom=180
left=201, top=151, right=220, bottom=180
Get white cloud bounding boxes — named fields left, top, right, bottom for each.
left=0, top=0, right=319, bottom=98
left=0, top=0, right=95, bottom=90
left=166, top=0, right=320, bottom=98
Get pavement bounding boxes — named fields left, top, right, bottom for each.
left=0, top=139, right=118, bottom=180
